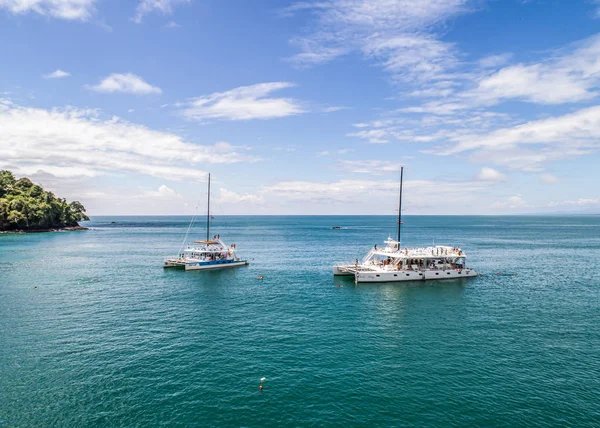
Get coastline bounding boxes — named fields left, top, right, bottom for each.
left=0, top=225, right=88, bottom=234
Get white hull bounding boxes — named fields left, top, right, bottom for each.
left=333, top=266, right=354, bottom=276
left=184, top=260, right=248, bottom=271
left=355, top=268, right=477, bottom=283
left=164, top=258, right=185, bottom=268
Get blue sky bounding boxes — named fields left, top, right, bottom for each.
left=1, top=0, right=600, bottom=215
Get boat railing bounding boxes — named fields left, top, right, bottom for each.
left=361, top=248, right=375, bottom=264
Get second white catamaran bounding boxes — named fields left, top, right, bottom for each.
left=333, top=167, right=478, bottom=283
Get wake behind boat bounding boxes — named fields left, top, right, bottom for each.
left=163, top=173, right=249, bottom=271
left=333, top=167, right=477, bottom=283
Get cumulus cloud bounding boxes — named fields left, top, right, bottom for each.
left=0, top=99, right=258, bottom=182
left=43, top=69, right=71, bottom=79
left=143, top=185, right=182, bottom=198
left=181, top=82, right=304, bottom=121
left=133, top=0, right=189, bottom=23
left=87, top=73, right=162, bottom=95
left=0, top=0, right=96, bottom=20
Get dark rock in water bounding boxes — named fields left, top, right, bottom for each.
left=1, top=225, right=88, bottom=234
left=332, top=226, right=342, bottom=230
left=111, top=221, right=117, bottom=224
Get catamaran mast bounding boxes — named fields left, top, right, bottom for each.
left=206, top=173, right=211, bottom=241
left=397, top=167, right=403, bottom=248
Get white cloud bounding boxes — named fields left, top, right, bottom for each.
left=0, top=0, right=96, bottom=20
left=478, top=53, right=513, bottom=69
left=181, top=82, right=304, bottom=121
left=467, top=34, right=600, bottom=105
left=437, top=105, right=600, bottom=171
left=400, top=100, right=468, bottom=115
left=474, top=167, right=506, bottom=182
left=360, top=33, right=600, bottom=146
left=285, top=0, right=471, bottom=83
left=347, top=128, right=389, bottom=143
left=133, top=0, right=189, bottom=23
left=322, top=105, right=348, bottom=112
left=548, top=198, right=600, bottom=207
left=165, top=20, right=180, bottom=28
left=43, top=69, right=71, bottom=79
left=447, top=105, right=600, bottom=152
left=143, top=185, right=182, bottom=198
left=540, top=173, right=559, bottom=184
left=260, top=177, right=489, bottom=213
left=0, top=99, right=258, bottom=182
left=362, top=35, right=459, bottom=83
left=492, top=195, right=531, bottom=209
left=317, top=151, right=330, bottom=156
left=219, top=188, right=264, bottom=204
left=87, top=73, right=162, bottom=95
left=338, top=160, right=402, bottom=175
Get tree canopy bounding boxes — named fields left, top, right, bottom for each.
left=0, top=170, right=89, bottom=231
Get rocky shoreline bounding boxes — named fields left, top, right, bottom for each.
left=0, top=225, right=88, bottom=234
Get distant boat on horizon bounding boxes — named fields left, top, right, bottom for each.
left=163, top=174, right=249, bottom=271
left=333, top=167, right=478, bottom=283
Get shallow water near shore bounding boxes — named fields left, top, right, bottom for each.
left=1, top=215, right=599, bottom=426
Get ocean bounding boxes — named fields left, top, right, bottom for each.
left=1, top=215, right=599, bottom=427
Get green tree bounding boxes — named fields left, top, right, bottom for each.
left=0, top=171, right=89, bottom=231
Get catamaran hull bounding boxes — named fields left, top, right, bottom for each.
left=355, top=269, right=478, bottom=283
left=333, top=266, right=355, bottom=276
left=164, top=259, right=186, bottom=268
left=184, top=260, right=249, bottom=271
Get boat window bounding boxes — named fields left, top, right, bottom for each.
left=406, top=274, right=410, bottom=276
left=436, top=273, right=439, bottom=275
left=376, top=274, right=380, bottom=277
left=394, top=274, right=397, bottom=277
left=447, top=272, right=451, bottom=274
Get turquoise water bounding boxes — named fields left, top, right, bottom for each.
left=1, top=215, right=599, bottom=427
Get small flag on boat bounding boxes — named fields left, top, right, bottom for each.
left=211, top=215, right=215, bottom=219
left=398, top=220, right=403, bottom=224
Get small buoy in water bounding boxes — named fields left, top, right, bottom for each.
left=260, top=377, right=266, bottom=382
left=497, top=271, right=501, bottom=275
left=257, top=275, right=264, bottom=280
left=259, top=385, right=263, bottom=391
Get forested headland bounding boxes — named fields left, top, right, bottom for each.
left=0, top=170, right=89, bottom=232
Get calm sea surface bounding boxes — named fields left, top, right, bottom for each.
left=1, top=215, right=599, bottom=427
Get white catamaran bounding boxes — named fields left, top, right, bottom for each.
left=333, top=167, right=478, bottom=283
left=163, top=174, right=249, bottom=271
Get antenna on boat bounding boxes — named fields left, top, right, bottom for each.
left=397, top=166, right=403, bottom=249
left=206, top=173, right=211, bottom=241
